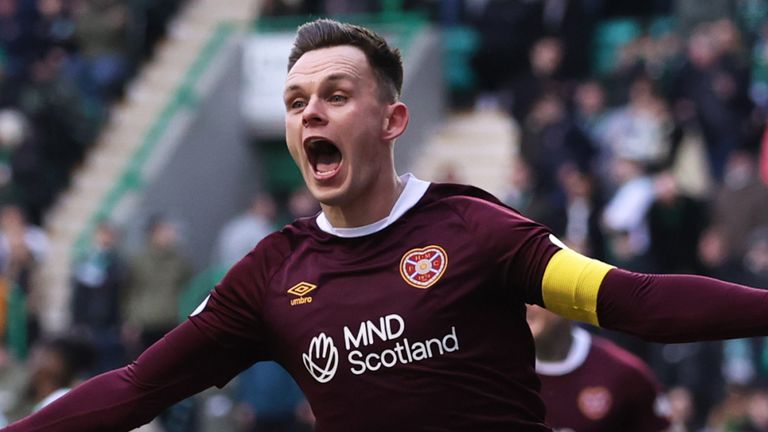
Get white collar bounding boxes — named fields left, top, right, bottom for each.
left=535, top=327, right=592, bottom=376
left=315, top=173, right=430, bottom=238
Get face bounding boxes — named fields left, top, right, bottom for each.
left=526, top=305, right=568, bottom=342
left=150, top=222, right=177, bottom=250
left=284, top=45, right=404, bottom=212
left=94, top=224, right=116, bottom=249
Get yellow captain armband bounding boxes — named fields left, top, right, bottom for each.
left=541, top=247, right=615, bottom=326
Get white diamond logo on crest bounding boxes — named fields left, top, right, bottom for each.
left=400, top=245, right=448, bottom=289
left=303, top=333, right=338, bottom=383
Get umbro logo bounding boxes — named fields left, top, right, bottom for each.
left=288, top=282, right=317, bottom=306
left=303, top=332, right=338, bottom=383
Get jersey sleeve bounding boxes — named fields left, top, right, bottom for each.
left=2, top=235, right=292, bottom=431
left=3, top=321, right=255, bottom=431
left=189, top=232, right=288, bottom=353
left=536, top=244, right=768, bottom=341
left=597, top=269, right=768, bottom=342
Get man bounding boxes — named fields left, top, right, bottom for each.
left=214, top=194, right=277, bottom=268
left=122, top=214, right=193, bottom=358
left=528, top=305, right=669, bottom=431
left=71, top=221, right=126, bottom=373
left=4, top=18, right=768, bottom=432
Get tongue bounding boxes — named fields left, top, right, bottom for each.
left=315, top=150, right=341, bottom=173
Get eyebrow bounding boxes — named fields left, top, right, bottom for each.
left=284, top=72, right=357, bottom=94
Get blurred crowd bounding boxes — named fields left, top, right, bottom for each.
left=0, top=184, right=319, bottom=430
left=466, top=1, right=768, bottom=432
left=0, top=0, right=187, bottom=362
left=0, top=0, right=187, bottom=225
left=1, top=0, right=768, bottom=431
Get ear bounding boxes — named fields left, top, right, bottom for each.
left=381, top=102, right=409, bottom=141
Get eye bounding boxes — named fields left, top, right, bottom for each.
left=328, top=94, right=347, bottom=104
left=289, top=99, right=307, bottom=110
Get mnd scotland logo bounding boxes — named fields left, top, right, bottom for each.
left=302, top=333, right=338, bottom=383
left=303, top=314, right=460, bottom=383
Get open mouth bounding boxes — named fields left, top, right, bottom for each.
left=305, top=138, right=342, bottom=178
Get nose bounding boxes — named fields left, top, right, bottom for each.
left=302, top=96, right=326, bottom=127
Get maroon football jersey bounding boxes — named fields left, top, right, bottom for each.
left=537, top=328, right=670, bottom=432
left=6, top=174, right=768, bottom=432
left=190, top=175, right=560, bottom=431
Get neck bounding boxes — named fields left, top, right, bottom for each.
left=535, top=324, right=574, bottom=362
left=321, top=174, right=405, bottom=228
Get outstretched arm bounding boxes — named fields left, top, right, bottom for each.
left=3, top=320, right=257, bottom=432
left=541, top=247, right=768, bottom=342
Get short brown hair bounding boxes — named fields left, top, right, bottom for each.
left=288, top=19, right=403, bottom=102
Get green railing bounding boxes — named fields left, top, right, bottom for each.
left=6, top=283, right=27, bottom=360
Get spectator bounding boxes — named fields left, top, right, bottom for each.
left=708, top=387, right=768, bottom=432
left=70, top=221, right=127, bottom=373
left=33, top=0, right=77, bottom=55
left=501, top=156, right=566, bottom=237
left=710, top=149, right=768, bottom=262
left=598, top=76, right=673, bottom=181
left=556, top=164, right=605, bottom=259
left=0, top=204, right=48, bottom=286
left=0, top=0, right=36, bottom=79
left=573, top=79, right=609, bottom=140
left=740, top=227, right=768, bottom=289
left=671, top=22, right=753, bottom=181
left=214, top=194, right=277, bottom=268
left=470, top=0, right=541, bottom=96
left=8, top=337, right=94, bottom=419
left=707, top=386, right=753, bottom=431
left=647, top=170, right=707, bottom=274
left=601, top=156, right=654, bottom=271
left=433, top=161, right=464, bottom=184
left=0, top=346, right=27, bottom=423
left=122, top=215, right=193, bottom=357
left=667, top=386, right=696, bottom=432
left=140, top=0, right=187, bottom=53
left=71, top=0, right=132, bottom=102
left=744, top=389, right=768, bottom=432
left=519, top=91, right=594, bottom=196
left=16, top=47, right=92, bottom=218
left=721, top=227, right=768, bottom=390
left=0, top=203, right=48, bottom=344
left=471, top=0, right=595, bottom=98
left=509, top=37, right=566, bottom=123
left=234, top=362, right=313, bottom=432
left=0, top=109, right=26, bottom=204
left=285, top=186, right=319, bottom=220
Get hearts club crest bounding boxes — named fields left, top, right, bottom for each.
left=400, top=245, right=448, bottom=289
left=578, top=386, right=613, bottom=420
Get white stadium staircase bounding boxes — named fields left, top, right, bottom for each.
left=38, top=0, right=259, bottom=333
left=411, top=108, right=518, bottom=198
